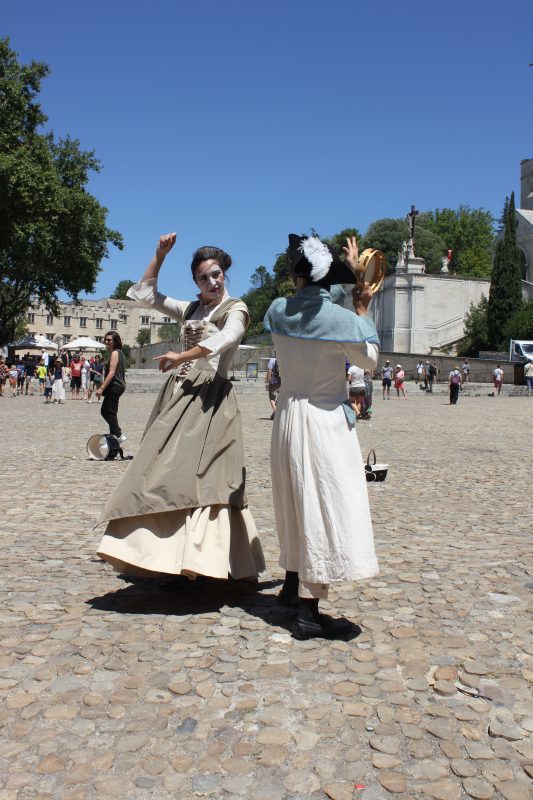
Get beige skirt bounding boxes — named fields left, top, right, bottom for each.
left=97, top=368, right=265, bottom=579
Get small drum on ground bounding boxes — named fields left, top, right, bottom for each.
left=87, top=434, right=124, bottom=461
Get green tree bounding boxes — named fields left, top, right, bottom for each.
left=111, top=280, right=135, bottom=300
left=421, top=206, right=495, bottom=277
left=157, top=322, right=180, bottom=341
left=487, top=193, right=523, bottom=348
left=503, top=299, right=533, bottom=341
left=249, top=266, right=273, bottom=291
left=0, top=38, right=123, bottom=345
left=457, top=295, right=490, bottom=356
left=242, top=266, right=277, bottom=337
left=361, top=218, right=406, bottom=272
left=122, top=342, right=131, bottom=368
left=324, top=227, right=361, bottom=256
left=362, top=218, right=445, bottom=273
left=135, top=328, right=150, bottom=347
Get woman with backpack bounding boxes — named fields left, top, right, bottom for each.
left=448, top=366, right=462, bottom=404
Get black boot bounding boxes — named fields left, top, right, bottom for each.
left=276, top=570, right=299, bottom=609
left=293, top=598, right=356, bottom=640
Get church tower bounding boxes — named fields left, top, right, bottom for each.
left=520, top=158, right=533, bottom=211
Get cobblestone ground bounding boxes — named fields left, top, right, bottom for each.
left=1, top=386, right=532, bottom=800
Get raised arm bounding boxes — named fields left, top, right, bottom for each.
left=140, top=233, right=177, bottom=282
left=128, top=233, right=190, bottom=321
left=342, top=279, right=380, bottom=370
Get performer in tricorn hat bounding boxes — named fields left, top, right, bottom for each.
left=264, top=234, right=380, bottom=639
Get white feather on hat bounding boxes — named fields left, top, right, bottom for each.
left=299, top=236, right=333, bottom=282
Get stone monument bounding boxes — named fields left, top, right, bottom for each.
left=395, top=204, right=426, bottom=274
left=373, top=202, right=489, bottom=353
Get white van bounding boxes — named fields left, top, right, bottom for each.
left=509, top=339, right=533, bottom=363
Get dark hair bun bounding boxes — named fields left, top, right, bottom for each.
left=191, top=246, right=232, bottom=278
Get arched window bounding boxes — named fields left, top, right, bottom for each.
left=518, top=248, right=527, bottom=281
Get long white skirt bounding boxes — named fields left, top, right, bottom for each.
left=52, top=379, right=65, bottom=402
left=271, top=396, right=379, bottom=585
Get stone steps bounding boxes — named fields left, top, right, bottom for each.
left=125, top=369, right=263, bottom=394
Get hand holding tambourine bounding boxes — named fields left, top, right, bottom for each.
left=343, top=236, right=386, bottom=295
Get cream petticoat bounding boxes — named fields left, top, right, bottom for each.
left=97, top=504, right=264, bottom=580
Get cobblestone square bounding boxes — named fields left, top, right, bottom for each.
left=1, top=388, right=531, bottom=799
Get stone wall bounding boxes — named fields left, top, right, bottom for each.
left=129, top=342, right=260, bottom=370
left=372, top=273, right=490, bottom=353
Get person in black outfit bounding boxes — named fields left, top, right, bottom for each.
left=96, top=331, right=126, bottom=441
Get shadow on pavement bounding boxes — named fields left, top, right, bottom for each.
left=86, top=577, right=362, bottom=640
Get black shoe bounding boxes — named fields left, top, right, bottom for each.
left=276, top=586, right=299, bottom=609
left=270, top=412, right=275, bottom=420
left=292, top=613, right=357, bottom=640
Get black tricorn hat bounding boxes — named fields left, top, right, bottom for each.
left=287, top=234, right=355, bottom=285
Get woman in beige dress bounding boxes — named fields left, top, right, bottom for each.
left=97, top=233, right=265, bottom=581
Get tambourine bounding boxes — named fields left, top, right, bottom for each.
left=353, top=249, right=386, bottom=293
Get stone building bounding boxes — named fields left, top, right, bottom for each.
left=516, top=157, right=533, bottom=299
left=26, top=297, right=174, bottom=347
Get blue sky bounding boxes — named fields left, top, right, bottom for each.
left=4, top=0, right=533, bottom=300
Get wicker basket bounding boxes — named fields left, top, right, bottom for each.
left=365, top=449, right=388, bottom=482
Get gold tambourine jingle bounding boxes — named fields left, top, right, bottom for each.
left=354, top=248, right=386, bottom=293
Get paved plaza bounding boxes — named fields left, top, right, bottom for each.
left=0, top=386, right=532, bottom=800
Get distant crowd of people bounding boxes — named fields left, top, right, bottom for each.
left=0, top=348, right=105, bottom=402
left=264, top=352, right=528, bottom=417
left=0, top=331, right=126, bottom=441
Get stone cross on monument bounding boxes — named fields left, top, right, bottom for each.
left=407, top=204, right=419, bottom=256
left=395, top=203, right=425, bottom=274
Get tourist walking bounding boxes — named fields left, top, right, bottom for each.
left=360, top=369, right=374, bottom=419
left=43, top=370, right=53, bottom=403
left=51, top=358, right=66, bottom=404
left=264, top=234, right=379, bottom=640
left=36, top=362, right=47, bottom=394
left=525, top=361, right=533, bottom=397
left=394, top=365, right=407, bottom=399
left=382, top=360, right=393, bottom=399
left=415, top=360, right=424, bottom=385
left=70, top=354, right=83, bottom=400
left=448, top=365, right=462, bottom=404
left=24, top=358, right=36, bottom=395
left=462, top=359, right=470, bottom=384
left=347, top=363, right=366, bottom=418
left=426, top=361, right=437, bottom=393
left=266, top=354, right=281, bottom=419
left=97, top=233, right=265, bottom=582
left=95, top=332, right=126, bottom=441
left=8, top=364, right=18, bottom=397
left=0, top=356, right=8, bottom=397
left=81, top=357, right=91, bottom=400
left=16, top=358, right=25, bottom=395
left=88, top=355, right=105, bottom=403
left=493, top=364, right=504, bottom=396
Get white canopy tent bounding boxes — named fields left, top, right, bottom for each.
left=63, top=336, right=107, bottom=351
left=34, top=335, right=58, bottom=349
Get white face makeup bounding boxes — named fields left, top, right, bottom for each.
left=195, top=259, right=225, bottom=303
